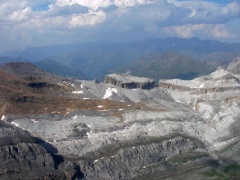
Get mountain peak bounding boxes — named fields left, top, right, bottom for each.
left=226, top=57, right=240, bottom=74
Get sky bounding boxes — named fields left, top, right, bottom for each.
left=0, top=0, right=240, bottom=53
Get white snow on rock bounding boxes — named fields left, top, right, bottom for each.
left=199, top=83, right=205, bottom=88
left=1, top=115, right=5, bottom=120
left=97, top=105, right=103, bottom=108
left=72, top=91, right=84, bottom=94
left=81, top=84, right=84, bottom=88
left=118, top=109, right=124, bottom=111
left=11, top=122, right=19, bottom=127
left=83, top=98, right=90, bottom=100
left=93, top=159, right=98, bottom=163
left=73, top=115, right=77, bottom=120
left=31, top=119, right=38, bottom=123
left=57, top=82, right=64, bottom=86
left=103, top=87, right=118, bottom=99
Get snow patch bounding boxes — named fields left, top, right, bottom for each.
left=86, top=132, right=91, bottom=138
left=83, top=98, right=90, bottom=100
left=93, top=159, right=98, bottom=163
left=127, top=105, right=131, bottom=107
left=81, top=84, right=84, bottom=88
left=1, top=115, right=5, bottom=120
left=118, top=109, right=124, bottom=111
left=31, top=119, right=38, bottom=123
left=97, top=105, right=103, bottom=108
left=199, top=83, right=205, bottom=88
left=72, top=91, right=84, bottom=94
left=57, top=82, right=64, bottom=86
left=11, top=122, right=19, bottom=127
left=86, top=124, right=91, bottom=128
left=73, top=115, right=77, bottom=120
left=103, top=87, right=118, bottom=99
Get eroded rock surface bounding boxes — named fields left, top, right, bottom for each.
left=105, top=73, right=155, bottom=89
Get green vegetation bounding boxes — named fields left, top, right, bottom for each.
left=204, top=164, right=240, bottom=179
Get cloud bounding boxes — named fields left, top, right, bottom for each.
left=163, top=24, right=206, bottom=38
left=162, top=24, right=233, bottom=39
left=54, top=0, right=154, bottom=10
left=8, top=7, right=32, bottom=21
left=171, top=0, right=240, bottom=24
left=55, top=0, right=113, bottom=10
left=212, top=24, right=233, bottom=38
left=69, top=11, right=106, bottom=27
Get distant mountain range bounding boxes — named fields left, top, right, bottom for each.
left=2, top=37, right=240, bottom=80
left=115, top=51, right=217, bottom=81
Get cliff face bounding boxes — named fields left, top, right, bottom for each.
left=104, top=73, right=155, bottom=89
left=0, top=121, right=85, bottom=179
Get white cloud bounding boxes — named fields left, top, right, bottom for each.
left=0, top=1, right=29, bottom=21
left=55, top=0, right=113, bottom=10
left=163, top=23, right=233, bottom=39
left=8, top=7, right=32, bottom=21
left=114, top=0, right=154, bottom=8
left=54, top=0, right=154, bottom=10
left=69, top=11, right=106, bottom=27
left=212, top=24, right=233, bottom=38
left=163, top=24, right=206, bottom=38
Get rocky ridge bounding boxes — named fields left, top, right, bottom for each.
left=105, top=73, right=155, bottom=89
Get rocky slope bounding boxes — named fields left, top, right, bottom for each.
left=0, top=62, right=240, bottom=179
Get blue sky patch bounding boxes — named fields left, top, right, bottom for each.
left=32, top=3, right=50, bottom=11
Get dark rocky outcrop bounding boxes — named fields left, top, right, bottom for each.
left=0, top=121, right=80, bottom=179
left=105, top=73, right=155, bottom=89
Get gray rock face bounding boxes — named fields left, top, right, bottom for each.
left=78, top=136, right=207, bottom=180
left=226, top=57, right=240, bottom=74
left=105, top=73, right=155, bottom=89
left=0, top=121, right=80, bottom=179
